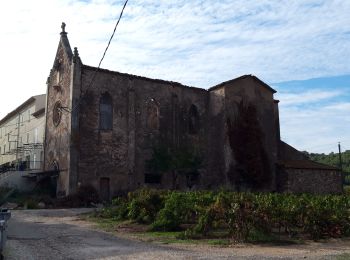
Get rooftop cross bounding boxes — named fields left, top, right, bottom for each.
left=61, top=22, right=66, bottom=33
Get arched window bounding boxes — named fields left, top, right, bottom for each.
left=99, top=93, right=113, bottom=130
left=147, top=98, right=159, bottom=130
left=188, top=104, right=200, bottom=135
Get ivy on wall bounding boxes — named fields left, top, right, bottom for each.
left=146, top=145, right=202, bottom=189
left=226, top=100, right=271, bottom=189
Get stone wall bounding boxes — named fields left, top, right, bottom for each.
left=44, top=33, right=73, bottom=197
left=77, top=66, right=210, bottom=198
left=208, top=76, right=278, bottom=191
left=278, top=168, right=343, bottom=194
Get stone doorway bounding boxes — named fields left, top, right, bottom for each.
left=100, top=177, right=110, bottom=201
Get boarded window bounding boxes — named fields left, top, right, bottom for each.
left=145, top=173, right=162, bottom=184
left=189, top=104, right=200, bottom=135
left=99, top=93, right=113, bottom=130
left=147, top=98, right=159, bottom=130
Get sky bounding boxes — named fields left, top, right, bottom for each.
left=0, top=0, right=349, bottom=153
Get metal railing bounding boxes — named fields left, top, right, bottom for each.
left=0, top=160, right=43, bottom=174
left=0, top=208, right=11, bottom=258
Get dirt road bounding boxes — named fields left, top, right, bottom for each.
left=3, top=208, right=350, bottom=259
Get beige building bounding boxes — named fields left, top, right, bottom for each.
left=0, top=94, right=46, bottom=173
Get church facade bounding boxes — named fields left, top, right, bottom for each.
left=43, top=24, right=342, bottom=199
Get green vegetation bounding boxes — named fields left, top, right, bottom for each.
left=91, top=189, right=350, bottom=243
left=304, top=150, right=350, bottom=173
left=336, top=253, right=350, bottom=260
left=226, top=101, right=270, bottom=189
left=146, top=145, right=202, bottom=189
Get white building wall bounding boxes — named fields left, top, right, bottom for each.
left=0, top=95, right=45, bottom=171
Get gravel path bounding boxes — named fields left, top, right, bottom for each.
left=3, top=208, right=350, bottom=259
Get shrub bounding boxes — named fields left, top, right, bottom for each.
left=127, top=189, right=167, bottom=223
left=94, top=189, right=350, bottom=241
left=152, top=192, right=198, bottom=231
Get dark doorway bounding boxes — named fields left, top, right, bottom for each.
left=100, top=177, right=110, bottom=201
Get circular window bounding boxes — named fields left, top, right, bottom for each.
left=53, top=101, right=62, bottom=126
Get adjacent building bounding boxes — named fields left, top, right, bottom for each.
left=0, top=94, right=46, bottom=173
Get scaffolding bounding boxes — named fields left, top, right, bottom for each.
left=0, top=142, right=44, bottom=172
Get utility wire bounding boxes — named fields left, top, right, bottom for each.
left=69, top=0, right=129, bottom=114
left=0, top=118, right=32, bottom=129
left=0, top=119, right=45, bottom=146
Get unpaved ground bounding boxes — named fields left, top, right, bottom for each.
left=4, top=208, right=350, bottom=259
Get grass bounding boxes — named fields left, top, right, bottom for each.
left=81, top=213, right=129, bottom=232
left=336, top=253, right=350, bottom=260
left=206, top=239, right=230, bottom=246
left=84, top=214, right=307, bottom=247
left=83, top=213, right=235, bottom=246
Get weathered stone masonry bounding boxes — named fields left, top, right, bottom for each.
left=44, top=24, right=342, bottom=198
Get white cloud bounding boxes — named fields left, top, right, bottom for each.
left=0, top=0, right=349, bottom=153
left=276, top=90, right=342, bottom=106
left=279, top=100, right=350, bottom=153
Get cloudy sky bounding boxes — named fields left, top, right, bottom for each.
left=0, top=0, right=349, bottom=153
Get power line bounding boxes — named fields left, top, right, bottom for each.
left=69, top=0, right=129, bottom=114
left=0, top=118, right=32, bottom=129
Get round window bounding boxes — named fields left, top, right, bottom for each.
left=53, top=101, right=62, bottom=126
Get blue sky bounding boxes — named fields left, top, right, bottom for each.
left=0, top=0, right=349, bottom=153
left=273, top=75, right=350, bottom=153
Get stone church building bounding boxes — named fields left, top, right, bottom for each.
left=43, top=24, right=342, bottom=199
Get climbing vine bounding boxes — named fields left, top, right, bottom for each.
left=226, top=100, right=271, bottom=189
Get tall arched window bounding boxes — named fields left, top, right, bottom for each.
left=188, top=104, right=200, bottom=135
left=99, top=92, right=113, bottom=130
left=147, top=98, right=159, bottom=130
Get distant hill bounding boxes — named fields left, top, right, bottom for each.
left=303, top=150, right=350, bottom=174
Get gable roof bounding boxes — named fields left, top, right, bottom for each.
left=279, top=160, right=340, bottom=171
left=82, top=65, right=207, bottom=93
left=0, top=94, right=46, bottom=126
left=208, top=75, right=277, bottom=93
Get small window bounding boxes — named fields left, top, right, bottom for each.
left=145, top=173, right=162, bottom=184
left=99, top=93, right=113, bottom=130
left=188, top=104, right=200, bottom=135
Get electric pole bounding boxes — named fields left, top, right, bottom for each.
left=338, top=142, right=343, bottom=171
left=338, top=142, right=344, bottom=186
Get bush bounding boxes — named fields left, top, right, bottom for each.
left=127, top=189, right=167, bottom=224
left=152, top=192, right=199, bottom=231
left=95, top=189, right=350, bottom=241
